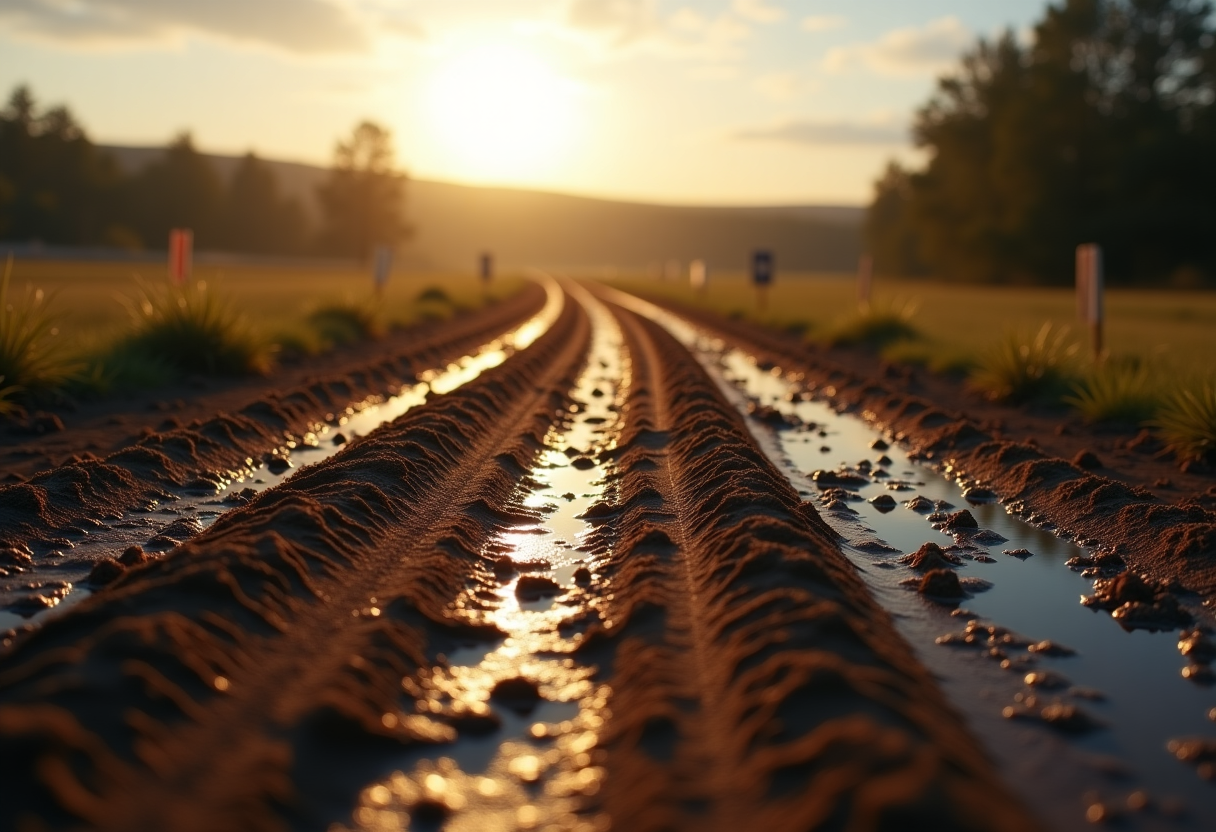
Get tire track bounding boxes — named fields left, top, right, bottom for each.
left=0, top=284, right=590, bottom=831
left=581, top=297, right=1040, bottom=831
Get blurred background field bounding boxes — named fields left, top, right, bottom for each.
left=0, top=256, right=522, bottom=410
left=606, top=272, right=1216, bottom=381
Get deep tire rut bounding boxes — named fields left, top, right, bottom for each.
left=0, top=282, right=1043, bottom=832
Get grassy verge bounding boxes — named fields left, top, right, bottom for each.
left=603, top=271, right=1216, bottom=460
left=0, top=258, right=525, bottom=409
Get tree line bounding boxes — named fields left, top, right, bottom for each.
left=867, top=0, right=1216, bottom=286
left=0, top=85, right=410, bottom=261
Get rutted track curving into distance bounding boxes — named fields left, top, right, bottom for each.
left=1, top=280, right=1039, bottom=831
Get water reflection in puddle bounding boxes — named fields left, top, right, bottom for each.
left=336, top=286, right=622, bottom=832
left=0, top=280, right=566, bottom=637
left=604, top=287, right=1216, bottom=832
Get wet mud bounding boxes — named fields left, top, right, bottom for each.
left=645, top=299, right=1216, bottom=601
left=577, top=294, right=1038, bottom=831
left=0, top=283, right=548, bottom=559
left=0, top=285, right=589, bottom=830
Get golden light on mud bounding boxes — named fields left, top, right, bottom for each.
left=424, top=44, right=579, bottom=180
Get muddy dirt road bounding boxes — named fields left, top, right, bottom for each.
left=1, top=278, right=1212, bottom=832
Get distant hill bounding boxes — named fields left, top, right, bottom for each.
left=102, top=146, right=863, bottom=274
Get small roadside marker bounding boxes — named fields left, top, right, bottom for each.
left=168, top=229, right=193, bottom=286
left=1075, top=244, right=1104, bottom=359
left=372, top=245, right=393, bottom=297
left=752, top=249, right=774, bottom=312
left=858, top=254, right=873, bottom=311
left=689, top=259, right=708, bottom=293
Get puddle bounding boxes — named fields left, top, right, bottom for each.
left=0, top=279, right=565, bottom=639
left=604, top=287, right=1216, bottom=832
left=335, top=285, right=622, bottom=832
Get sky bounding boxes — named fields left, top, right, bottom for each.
left=0, top=1, right=1052, bottom=206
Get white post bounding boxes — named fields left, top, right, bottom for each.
left=1075, top=243, right=1103, bottom=358
left=372, top=245, right=393, bottom=297
left=689, top=259, right=708, bottom=292
left=858, top=254, right=873, bottom=311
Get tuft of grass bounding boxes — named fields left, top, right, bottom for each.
left=970, top=322, right=1079, bottom=404
left=0, top=255, right=76, bottom=405
left=416, top=285, right=451, bottom=304
left=880, top=340, right=976, bottom=376
left=307, top=301, right=381, bottom=348
left=1153, top=381, right=1216, bottom=462
left=112, top=279, right=270, bottom=378
left=0, top=376, right=21, bottom=417
left=1065, top=360, right=1160, bottom=425
left=823, top=301, right=920, bottom=349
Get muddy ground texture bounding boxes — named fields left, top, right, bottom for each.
left=0, top=278, right=1049, bottom=831
left=653, top=298, right=1216, bottom=606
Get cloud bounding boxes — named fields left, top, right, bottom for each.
left=561, top=0, right=751, bottom=61
left=732, top=0, right=784, bottom=24
left=801, top=15, right=846, bottom=33
left=0, top=0, right=372, bottom=54
left=736, top=117, right=908, bottom=146
left=824, top=16, right=972, bottom=77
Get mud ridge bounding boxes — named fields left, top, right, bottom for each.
left=0, top=283, right=548, bottom=558
left=0, top=287, right=589, bottom=831
left=579, top=298, right=1040, bottom=831
left=644, top=297, right=1216, bottom=600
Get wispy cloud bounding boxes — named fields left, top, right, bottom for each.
left=559, top=0, right=752, bottom=61
left=824, top=16, right=972, bottom=77
left=735, top=117, right=908, bottom=146
left=0, top=0, right=380, bottom=54
left=753, top=72, right=808, bottom=101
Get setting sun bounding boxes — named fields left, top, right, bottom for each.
left=423, top=44, right=579, bottom=181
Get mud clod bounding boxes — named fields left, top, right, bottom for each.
left=118, top=545, right=147, bottom=567
left=1073, top=450, right=1103, bottom=470
left=1027, top=640, right=1076, bottom=657
left=941, top=509, right=979, bottom=531
left=332, top=432, right=347, bottom=446
left=88, top=557, right=126, bottom=586
left=570, top=456, right=596, bottom=470
left=573, top=567, right=592, bottom=586
left=1083, top=572, right=1193, bottom=630
left=1179, top=630, right=1216, bottom=664
left=490, top=676, right=543, bottom=714
left=906, top=495, right=934, bottom=513
left=963, top=487, right=998, bottom=504
left=919, top=568, right=965, bottom=599
left=1003, top=548, right=1035, bottom=559
left=515, top=574, right=563, bottom=600
left=902, top=542, right=961, bottom=571
left=869, top=494, right=897, bottom=512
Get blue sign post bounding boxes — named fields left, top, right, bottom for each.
left=752, top=249, right=774, bottom=312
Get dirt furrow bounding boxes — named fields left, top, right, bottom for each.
left=640, top=296, right=1216, bottom=601
left=581, top=299, right=1039, bottom=831
left=0, top=282, right=549, bottom=558
left=0, top=287, right=589, bottom=831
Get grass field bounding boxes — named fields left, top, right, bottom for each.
left=604, top=271, right=1216, bottom=446
left=605, top=271, right=1216, bottom=379
left=1, top=257, right=524, bottom=407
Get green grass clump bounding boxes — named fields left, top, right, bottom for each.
left=970, top=322, right=1079, bottom=404
left=1065, top=360, right=1160, bottom=425
left=416, top=286, right=451, bottom=304
left=0, top=255, right=76, bottom=408
left=111, top=279, right=269, bottom=378
left=1154, top=381, right=1216, bottom=462
left=880, top=340, right=976, bottom=376
left=823, top=302, right=920, bottom=349
left=307, top=301, right=380, bottom=348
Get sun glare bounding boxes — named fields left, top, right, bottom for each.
left=424, top=44, right=578, bottom=181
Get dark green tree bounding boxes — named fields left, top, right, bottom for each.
left=0, top=85, right=124, bottom=245
left=215, top=153, right=308, bottom=254
left=867, top=0, right=1216, bottom=285
left=315, top=121, right=411, bottom=260
left=125, top=132, right=224, bottom=249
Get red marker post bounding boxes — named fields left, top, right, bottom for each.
left=168, top=229, right=193, bottom=286
left=1075, top=243, right=1104, bottom=359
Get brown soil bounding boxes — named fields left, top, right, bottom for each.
left=0, top=285, right=587, bottom=830
left=579, top=295, right=1039, bottom=831
left=0, top=284, right=546, bottom=557
left=648, top=297, right=1216, bottom=598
